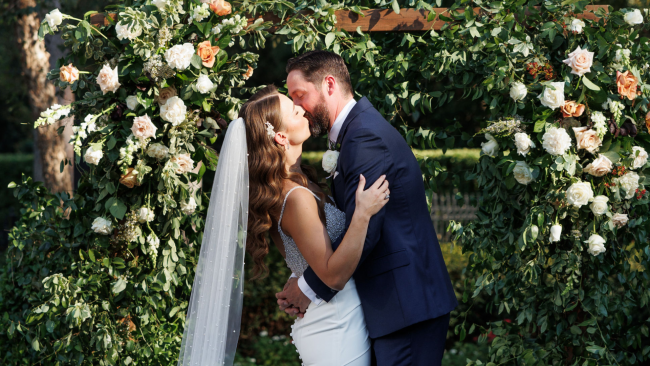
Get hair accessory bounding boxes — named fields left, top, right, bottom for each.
left=265, top=121, right=275, bottom=139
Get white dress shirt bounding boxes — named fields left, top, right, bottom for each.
left=296, top=98, right=357, bottom=305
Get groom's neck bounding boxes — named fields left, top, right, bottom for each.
left=329, top=95, right=355, bottom=131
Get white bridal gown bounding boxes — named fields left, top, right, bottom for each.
left=278, top=186, right=371, bottom=366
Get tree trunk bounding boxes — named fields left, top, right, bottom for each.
left=14, top=0, right=72, bottom=194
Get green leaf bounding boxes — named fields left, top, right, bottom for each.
left=581, top=76, right=600, bottom=91
left=32, top=338, right=40, bottom=352
left=325, top=32, right=336, bottom=48
left=106, top=197, right=127, bottom=220
left=190, top=54, right=203, bottom=69
left=391, top=0, right=400, bottom=14
left=111, top=277, right=127, bottom=294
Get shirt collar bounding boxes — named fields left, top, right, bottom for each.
left=328, top=99, right=357, bottom=146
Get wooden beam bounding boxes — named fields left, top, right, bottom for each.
left=90, top=5, right=608, bottom=32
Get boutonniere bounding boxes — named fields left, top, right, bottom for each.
left=322, top=142, right=341, bottom=178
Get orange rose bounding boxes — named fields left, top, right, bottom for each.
left=196, top=41, right=220, bottom=68
left=60, top=63, right=79, bottom=83
left=209, top=0, right=231, bottom=16
left=561, top=100, right=585, bottom=118
left=119, top=168, right=140, bottom=188
left=617, top=70, right=638, bottom=101
left=645, top=110, right=650, bottom=133
left=242, top=65, right=253, bottom=80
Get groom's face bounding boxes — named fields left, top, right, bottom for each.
left=287, top=70, right=330, bottom=137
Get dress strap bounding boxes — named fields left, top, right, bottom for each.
left=278, top=186, right=320, bottom=234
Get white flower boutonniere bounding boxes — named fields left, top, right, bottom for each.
left=322, top=149, right=340, bottom=176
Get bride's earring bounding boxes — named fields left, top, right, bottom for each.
left=285, top=144, right=290, bottom=151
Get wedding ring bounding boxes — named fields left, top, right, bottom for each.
left=385, top=193, right=390, bottom=200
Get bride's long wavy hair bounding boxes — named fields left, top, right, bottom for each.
left=240, top=85, right=326, bottom=279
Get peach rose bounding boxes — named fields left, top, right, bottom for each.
left=196, top=41, right=220, bottom=68
left=154, top=86, right=178, bottom=106
left=243, top=65, right=254, bottom=80
left=584, top=154, right=613, bottom=177
left=561, top=101, right=585, bottom=118
left=645, top=110, right=650, bottom=133
left=573, top=126, right=601, bottom=154
left=120, top=168, right=140, bottom=188
left=170, top=154, right=194, bottom=174
left=209, top=0, right=231, bottom=16
left=131, top=114, right=157, bottom=141
left=617, top=70, right=638, bottom=101
left=562, top=46, right=594, bottom=77
left=60, top=64, right=79, bottom=83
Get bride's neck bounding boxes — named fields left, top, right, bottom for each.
left=285, top=143, right=303, bottom=174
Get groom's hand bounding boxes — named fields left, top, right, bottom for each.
left=275, top=277, right=310, bottom=317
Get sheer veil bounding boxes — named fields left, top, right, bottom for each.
left=178, top=118, right=248, bottom=366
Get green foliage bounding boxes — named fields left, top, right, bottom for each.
left=0, top=154, right=33, bottom=226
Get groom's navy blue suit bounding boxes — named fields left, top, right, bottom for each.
left=302, top=97, right=458, bottom=365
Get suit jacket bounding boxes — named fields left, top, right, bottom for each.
left=303, top=97, right=458, bottom=338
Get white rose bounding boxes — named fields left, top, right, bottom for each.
left=170, top=154, right=194, bottom=174
left=115, top=22, right=142, bottom=41
left=542, top=127, right=572, bottom=156
left=566, top=181, right=594, bottom=208
left=84, top=145, right=103, bottom=165
left=631, top=146, right=648, bottom=169
left=590, top=195, right=609, bottom=216
left=514, top=133, right=535, bottom=156
left=164, top=43, right=195, bottom=70
left=612, top=213, right=628, bottom=228
left=569, top=18, right=585, bottom=33
left=584, top=154, right=613, bottom=177
left=562, top=46, right=594, bottom=77
left=152, top=0, right=168, bottom=11
left=181, top=197, right=197, bottom=215
left=509, top=82, right=527, bottom=101
left=550, top=224, right=562, bottom=243
left=624, top=9, right=644, bottom=26
left=160, top=96, right=187, bottom=126
left=614, top=171, right=640, bottom=199
left=573, top=127, right=601, bottom=154
left=136, top=207, right=155, bottom=223
left=147, top=143, right=170, bottom=160
left=45, top=9, right=63, bottom=29
left=96, top=64, right=121, bottom=95
left=196, top=74, right=214, bottom=94
left=513, top=161, right=534, bottom=185
left=585, top=234, right=607, bottom=256
left=92, top=217, right=113, bottom=235
left=538, top=82, right=565, bottom=110
left=131, top=114, right=157, bottom=141
left=481, top=133, right=499, bottom=157
left=126, top=95, right=139, bottom=110
left=322, top=150, right=339, bottom=174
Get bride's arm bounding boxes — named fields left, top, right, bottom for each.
left=281, top=175, right=389, bottom=291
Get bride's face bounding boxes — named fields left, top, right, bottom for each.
left=278, top=94, right=310, bottom=146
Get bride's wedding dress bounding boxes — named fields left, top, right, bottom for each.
left=278, top=186, right=371, bottom=366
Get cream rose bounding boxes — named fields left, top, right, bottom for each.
left=631, top=146, right=648, bottom=169
left=573, top=127, right=601, bottom=154
left=92, top=216, right=113, bottom=235
left=60, top=64, right=79, bottom=83
left=126, top=95, right=139, bottom=110
left=590, top=195, right=609, bottom=216
left=181, top=197, right=197, bottom=215
left=160, top=96, right=187, bottom=126
left=585, top=234, right=606, bottom=256
left=131, top=114, right=157, bottom=141
left=614, top=171, right=640, bottom=199
left=147, top=143, right=170, bottom=160
left=569, top=18, right=585, bottom=33
left=542, top=127, right=572, bottom=156
left=115, top=22, right=142, bottom=41
left=45, top=9, right=63, bottom=29
left=481, top=133, right=499, bottom=157
left=538, top=82, right=565, bottom=110
left=97, top=64, right=121, bottom=95
left=84, top=146, right=103, bottom=166
left=566, top=181, right=594, bottom=208
left=514, top=133, right=535, bottom=156
left=164, top=43, right=195, bottom=70
left=550, top=224, right=562, bottom=242
left=170, top=154, right=194, bottom=174
left=624, top=9, right=644, bottom=25
left=584, top=155, right=613, bottom=177
left=509, top=82, right=527, bottom=101
left=196, top=74, right=214, bottom=94
left=513, top=161, right=534, bottom=185
left=562, top=46, right=594, bottom=77
left=322, top=150, right=339, bottom=174
left=136, top=207, right=155, bottom=223
left=612, top=213, right=628, bottom=228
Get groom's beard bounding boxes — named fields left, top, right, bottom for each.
left=305, top=98, right=330, bottom=137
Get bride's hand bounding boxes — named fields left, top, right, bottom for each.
left=355, top=174, right=390, bottom=219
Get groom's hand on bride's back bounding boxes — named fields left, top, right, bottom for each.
left=276, top=277, right=309, bottom=318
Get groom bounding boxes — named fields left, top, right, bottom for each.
left=276, top=50, right=458, bottom=365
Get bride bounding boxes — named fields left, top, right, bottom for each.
left=177, top=85, right=390, bottom=366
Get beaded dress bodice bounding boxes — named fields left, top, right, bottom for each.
left=278, top=186, right=346, bottom=277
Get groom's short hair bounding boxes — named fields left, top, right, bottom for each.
left=286, top=50, right=353, bottom=97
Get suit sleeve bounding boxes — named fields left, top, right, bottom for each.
left=303, top=128, right=387, bottom=302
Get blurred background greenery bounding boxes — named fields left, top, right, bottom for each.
left=0, top=0, right=644, bottom=364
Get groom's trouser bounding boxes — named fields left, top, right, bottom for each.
left=370, top=312, right=450, bottom=366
